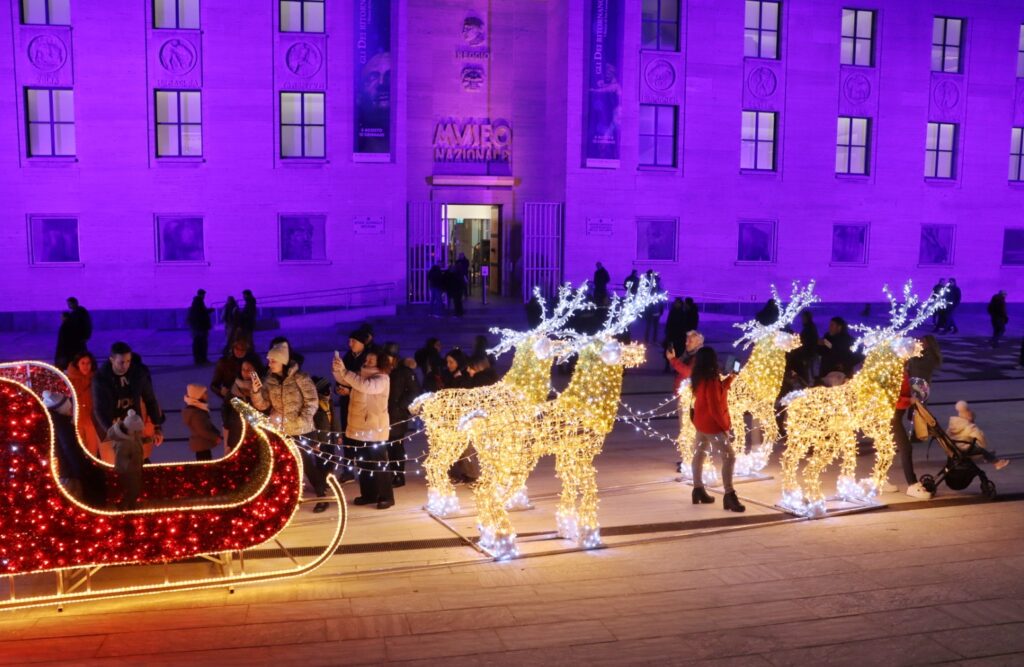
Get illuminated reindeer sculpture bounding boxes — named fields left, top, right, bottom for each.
left=460, top=278, right=664, bottom=559
left=778, top=282, right=943, bottom=517
left=413, top=284, right=592, bottom=517
left=675, top=281, right=818, bottom=482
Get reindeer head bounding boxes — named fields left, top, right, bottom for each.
left=733, top=280, right=819, bottom=352
left=488, top=282, right=595, bottom=360
left=555, top=274, right=666, bottom=367
left=852, top=281, right=946, bottom=359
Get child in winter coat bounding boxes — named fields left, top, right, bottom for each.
left=947, top=401, right=1009, bottom=470
left=183, top=384, right=221, bottom=461
left=107, top=409, right=145, bottom=510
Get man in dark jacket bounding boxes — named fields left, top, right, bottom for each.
left=384, top=342, right=420, bottom=487
left=237, top=289, right=258, bottom=340
left=593, top=262, right=610, bottom=305
left=427, top=264, right=445, bottom=316
left=624, top=269, right=640, bottom=295
left=187, top=289, right=214, bottom=365
left=56, top=297, right=92, bottom=367
left=755, top=298, right=779, bottom=326
left=945, top=278, right=962, bottom=334
left=988, top=290, right=1008, bottom=348
left=93, top=342, right=165, bottom=461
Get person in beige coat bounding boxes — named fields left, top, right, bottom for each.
left=182, top=384, right=221, bottom=461
left=332, top=345, right=394, bottom=509
left=252, top=342, right=329, bottom=513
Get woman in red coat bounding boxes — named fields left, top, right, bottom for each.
left=689, top=347, right=745, bottom=512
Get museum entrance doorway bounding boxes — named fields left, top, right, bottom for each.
left=443, top=204, right=500, bottom=298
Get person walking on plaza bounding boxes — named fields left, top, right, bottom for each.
left=332, top=345, right=395, bottom=509
left=987, top=290, right=1008, bottom=348
left=251, top=341, right=329, bottom=513
left=187, top=289, right=214, bottom=365
left=818, top=316, right=855, bottom=381
left=222, top=296, right=240, bottom=350
left=93, top=342, right=165, bottom=463
left=689, top=347, right=745, bottom=512
left=182, top=384, right=221, bottom=461
left=210, top=336, right=264, bottom=450
left=455, top=252, right=471, bottom=297
left=944, top=278, right=961, bottom=334
left=444, top=267, right=465, bottom=317
left=642, top=270, right=664, bottom=344
left=237, top=289, right=257, bottom=341
left=593, top=261, right=610, bottom=305
left=624, top=269, right=640, bottom=296
left=427, top=264, right=445, bottom=317
left=67, top=296, right=92, bottom=356
left=66, top=352, right=103, bottom=459
left=384, top=342, right=419, bottom=488
left=931, top=279, right=947, bottom=329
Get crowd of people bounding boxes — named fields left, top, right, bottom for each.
left=45, top=274, right=1015, bottom=514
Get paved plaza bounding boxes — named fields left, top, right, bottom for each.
left=0, top=306, right=1022, bottom=666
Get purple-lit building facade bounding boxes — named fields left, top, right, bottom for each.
left=2, top=0, right=1024, bottom=319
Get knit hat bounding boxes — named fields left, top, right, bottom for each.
left=349, top=328, right=372, bottom=345
left=122, top=409, right=144, bottom=434
left=185, top=383, right=207, bottom=401
left=955, top=400, right=969, bottom=415
left=267, top=342, right=290, bottom=366
left=42, top=390, right=69, bottom=410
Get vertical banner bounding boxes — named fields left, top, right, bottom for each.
left=354, top=0, right=392, bottom=160
left=583, top=0, right=624, bottom=168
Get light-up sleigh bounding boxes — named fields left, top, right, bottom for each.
left=0, top=362, right=346, bottom=612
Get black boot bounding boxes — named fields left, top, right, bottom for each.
left=692, top=487, right=715, bottom=504
left=723, top=491, right=746, bottom=513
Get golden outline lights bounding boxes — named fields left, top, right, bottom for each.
left=676, top=282, right=817, bottom=480
left=460, top=278, right=664, bottom=559
left=778, top=282, right=944, bottom=517
left=414, top=284, right=591, bottom=517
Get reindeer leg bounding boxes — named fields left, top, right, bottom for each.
left=555, top=449, right=581, bottom=542
left=423, top=430, right=462, bottom=517
left=575, top=447, right=602, bottom=549
left=676, top=397, right=696, bottom=480
left=862, top=417, right=897, bottom=498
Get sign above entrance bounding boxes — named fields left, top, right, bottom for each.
left=432, top=117, right=512, bottom=177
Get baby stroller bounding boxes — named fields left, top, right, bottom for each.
left=910, top=401, right=997, bottom=499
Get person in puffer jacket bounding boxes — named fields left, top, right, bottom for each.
left=107, top=409, right=145, bottom=510
left=251, top=342, right=329, bottom=513
left=332, top=345, right=394, bottom=509
left=947, top=401, right=1009, bottom=470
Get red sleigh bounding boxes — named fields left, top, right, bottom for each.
left=0, top=361, right=346, bottom=612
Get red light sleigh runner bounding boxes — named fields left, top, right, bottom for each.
left=0, top=363, right=346, bottom=612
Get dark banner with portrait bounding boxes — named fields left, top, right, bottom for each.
left=354, top=0, right=392, bottom=160
left=583, top=0, right=624, bottom=168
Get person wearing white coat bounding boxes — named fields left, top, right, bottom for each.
left=333, top=346, right=394, bottom=509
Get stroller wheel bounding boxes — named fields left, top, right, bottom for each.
left=981, top=479, right=997, bottom=500
left=919, top=474, right=937, bottom=494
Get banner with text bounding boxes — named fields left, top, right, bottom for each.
left=583, top=0, right=623, bottom=168
left=354, top=0, right=391, bottom=160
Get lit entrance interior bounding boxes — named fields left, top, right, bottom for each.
left=443, top=204, right=500, bottom=295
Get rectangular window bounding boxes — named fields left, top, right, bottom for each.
left=25, top=88, right=75, bottom=157
left=279, top=214, right=327, bottom=261
left=280, top=92, right=325, bottom=158
left=831, top=223, right=869, bottom=265
left=1003, top=229, right=1024, bottom=266
left=20, top=0, right=70, bottom=25
left=744, top=1, right=780, bottom=59
left=740, top=110, right=776, bottom=171
left=639, top=104, right=677, bottom=167
left=925, top=121, right=957, bottom=179
left=154, top=0, right=200, bottom=29
left=737, top=221, right=776, bottom=262
left=636, top=218, right=678, bottom=262
left=280, top=0, right=324, bottom=33
left=29, top=216, right=79, bottom=264
left=641, top=0, right=679, bottom=51
left=155, top=90, right=202, bottom=157
left=918, top=224, right=955, bottom=266
left=840, top=9, right=874, bottom=66
left=1018, top=25, right=1024, bottom=77
left=156, top=216, right=205, bottom=262
left=931, top=17, right=963, bottom=73
left=1011, top=128, right=1024, bottom=182
left=836, top=116, right=869, bottom=175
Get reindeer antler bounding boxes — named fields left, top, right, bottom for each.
left=851, top=280, right=947, bottom=351
left=488, top=282, right=595, bottom=357
left=733, top=280, right=819, bottom=349
left=555, top=274, right=667, bottom=361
